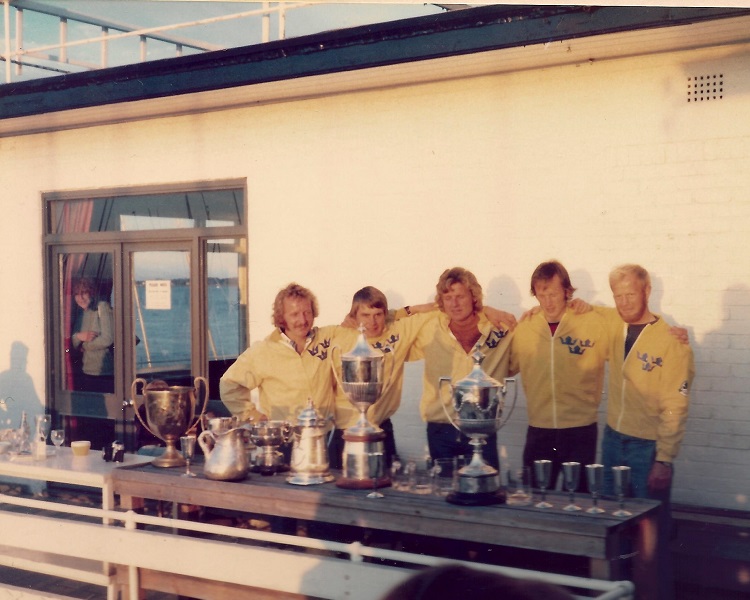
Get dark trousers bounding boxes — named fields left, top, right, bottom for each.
left=426, top=422, right=499, bottom=470
left=328, top=418, right=397, bottom=470
left=522, top=423, right=598, bottom=492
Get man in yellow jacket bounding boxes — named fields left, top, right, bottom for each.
left=220, top=283, right=340, bottom=427
left=329, top=286, right=436, bottom=468
left=601, top=264, right=694, bottom=502
left=510, top=260, right=609, bottom=491
left=408, top=267, right=513, bottom=469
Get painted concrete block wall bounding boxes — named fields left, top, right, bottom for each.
left=1, top=35, right=749, bottom=511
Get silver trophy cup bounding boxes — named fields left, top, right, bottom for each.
left=439, top=345, right=516, bottom=505
left=131, top=377, right=208, bottom=468
left=333, top=328, right=392, bottom=489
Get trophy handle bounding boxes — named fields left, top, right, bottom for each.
left=438, top=377, right=461, bottom=432
left=496, top=377, right=518, bottom=431
left=130, top=377, right=160, bottom=441
left=189, top=376, right=210, bottom=433
left=330, top=345, right=345, bottom=392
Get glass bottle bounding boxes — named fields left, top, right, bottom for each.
left=17, top=411, right=31, bottom=454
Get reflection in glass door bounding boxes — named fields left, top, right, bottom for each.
left=206, top=238, right=247, bottom=401
left=132, top=250, right=191, bottom=386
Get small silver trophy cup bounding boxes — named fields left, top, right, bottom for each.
left=439, top=345, right=516, bottom=505
left=334, top=327, right=392, bottom=490
left=131, top=377, right=208, bottom=468
left=249, top=421, right=291, bottom=475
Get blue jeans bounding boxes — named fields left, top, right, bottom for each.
left=601, top=425, right=672, bottom=505
left=426, top=422, right=499, bottom=470
left=601, top=424, right=675, bottom=599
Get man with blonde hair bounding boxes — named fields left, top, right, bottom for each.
left=409, top=267, right=513, bottom=468
left=329, top=286, right=437, bottom=468
left=510, top=260, right=608, bottom=491
left=601, top=264, right=694, bottom=502
left=220, top=283, right=338, bottom=425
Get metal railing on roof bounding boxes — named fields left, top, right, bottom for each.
left=1, top=0, right=309, bottom=84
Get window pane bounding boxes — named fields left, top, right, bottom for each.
left=50, top=189, right=244, bottom=234
left=133, top=251, right=191, bottom=385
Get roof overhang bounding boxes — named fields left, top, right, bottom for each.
left=2, top=5, right=750, bottom=138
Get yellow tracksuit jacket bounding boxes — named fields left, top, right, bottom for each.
left=408, top=312, right=512, bottom=424
left=602, top=309, right=694, bottom=462
left=509, top=308, right=609, bottom=429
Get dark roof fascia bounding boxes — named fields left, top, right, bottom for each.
left=1, top=5, right=749, bottom=120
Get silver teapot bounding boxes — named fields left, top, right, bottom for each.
left=287, top=399, right=334, bottom=485
left=197, top=423, right=251, bottom=481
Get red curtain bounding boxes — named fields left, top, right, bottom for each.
left=61, top=200, right=94, bottom=389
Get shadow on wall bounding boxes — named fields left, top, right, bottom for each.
left=0, top=341, right=42, bottom=431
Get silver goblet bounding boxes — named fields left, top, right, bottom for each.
left=533, top=459, right=553, bottom=509
left=612, top=465, right=632, bottom=517
left=562, top=461, right=581, bottom=511
left=180, top=435, right=197, bottom=478
left=585, top=463, right=606, bottom=514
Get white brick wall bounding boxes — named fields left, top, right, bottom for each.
left=2, top=23, right=750, bottom=511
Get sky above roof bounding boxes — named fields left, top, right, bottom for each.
left=2, top=1, right=447, bottom=82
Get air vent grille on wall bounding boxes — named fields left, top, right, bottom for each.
left=687, top=74, right=723, bottom=102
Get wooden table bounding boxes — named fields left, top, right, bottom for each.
left=112, top=463, right=663, bottom=599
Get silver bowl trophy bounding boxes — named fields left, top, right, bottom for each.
left=287, top=398, right=335, bottom=485
left=248, top=420, right=291, bottom=475
left=131, top=377, right=208, bottom=468
left=334, top=327, right=391, bottom=490
left=439, top=345, right=516, bottom=505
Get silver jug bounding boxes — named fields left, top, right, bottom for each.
left=287, top=399, right=334, bottom=486
left=197, top=425, right=250, bottom=481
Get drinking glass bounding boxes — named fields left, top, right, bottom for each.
left=36, top=415, right=51, bottom=442
left=50, top=429, right=65, bottom=455
left=612, top=465, right=632, bottom=517
left=432, top=458, right=458, bottom=497
left=562, top=462, right=581, bottom=511
left=366, top=453, right=385, bottom=499
left=585, top=463, right=605, bottom=514
left=506, top=466, right=532, bottom=506
left=533, top=459, right=553, bottom=508
left=179, top=435, right=197, bottom=478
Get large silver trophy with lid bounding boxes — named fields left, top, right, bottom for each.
left=439, top=345, right=516, bottom=505
left=333, top=327, right=391, bottom=489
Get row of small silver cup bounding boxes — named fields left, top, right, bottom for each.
left=506, top=461, right=633, bottom=517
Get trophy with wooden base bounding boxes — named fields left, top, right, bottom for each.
left=333, top=328, right=391, bottom=489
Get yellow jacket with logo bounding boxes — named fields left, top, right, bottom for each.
left=602, top=308, right=694, bottom=462
left=509, top=308, right=609, bottom=429
left=408, top=312, right=513, bottom=424
left=220, top=325, right=339, bottom=426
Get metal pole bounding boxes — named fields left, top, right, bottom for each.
left=59, top=16, right=67, bottom=63
left=278, top=3, right=286, bottom=40
left=3, top=0, right=11, bottom=83
left=101, top=26, right=108, bottom=68
left=262, top=1, right=270, bottom=43
left=14, top=6, right=22, bottom=76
